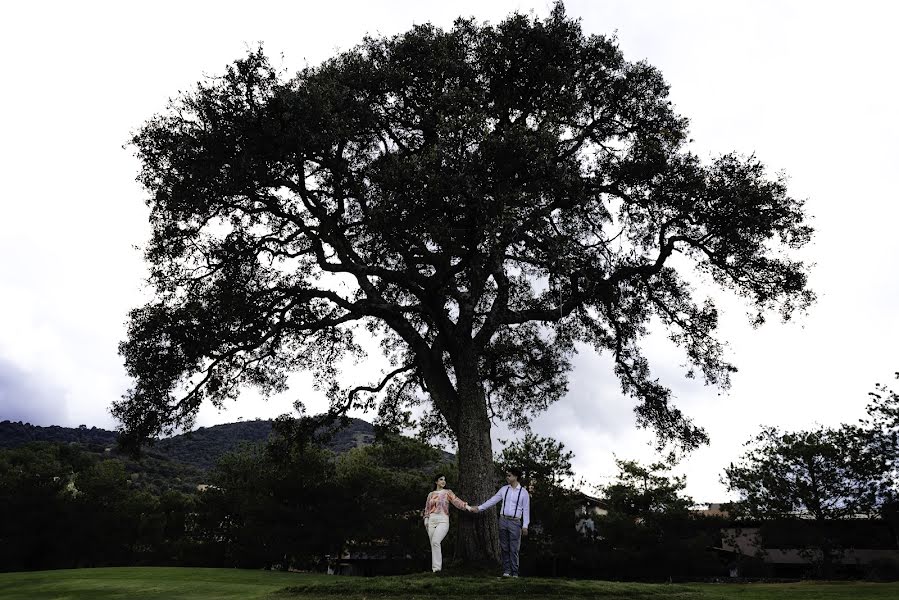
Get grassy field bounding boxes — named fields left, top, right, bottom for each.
left=0, top=567, right=898, bottom=600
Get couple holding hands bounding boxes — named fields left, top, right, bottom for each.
left=422, top=467, right=530, bottom=577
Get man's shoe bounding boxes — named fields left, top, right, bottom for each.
left=502, top=573, right=511, bottom=577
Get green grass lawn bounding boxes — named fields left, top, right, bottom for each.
left=0, top=567, right=897, bottom=600
left=0, top=567, right=299, bottom=600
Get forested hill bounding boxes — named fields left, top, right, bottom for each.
left=0, top=417, right=377, bottom=470
left=150, top=418, right=377, bottom=469
left=0, top=421, right=117, bottom=448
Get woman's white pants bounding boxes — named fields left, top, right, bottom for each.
left=426, top=514, right=449, bottom=571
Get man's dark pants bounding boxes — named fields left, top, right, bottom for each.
left=498, top=516, right=522, bottom=576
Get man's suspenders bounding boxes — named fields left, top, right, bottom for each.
left=501, top=485, right=523, bottom=519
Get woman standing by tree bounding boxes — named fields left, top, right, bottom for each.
left=423, top=474, right=472, bottom=572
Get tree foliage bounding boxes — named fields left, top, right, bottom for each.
left=587, top=458, right=725, bottom=581
left=0, top=422, right=449, bottom=572
left=723, top=395, right=899, bottom=578
left=116, top=2, right=812, bottom=450
left=601, top=458, right=692, bottom=520
left=724, top=375, right=899, bottom=523
left=199, top=418, right=445, bottom=568
left=724, top=423, right=895, bottom=521
left=497, top=431, right=574, bottom=489
left=0, top=443, right=196, bottom=571
left=866, top=373, right=899, bottom=450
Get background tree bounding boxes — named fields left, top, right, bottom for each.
left=866, top=373, right=899, bottom=470
left=601, top=458, right=692, bottom=521
left=201, top=429, right=339, bottom=568
left=71, top=459, right=135, bottom=566
left=0, top=442, right=191, bottom=571
left=0, top=443, right=76, bottom=570
left=194, top=416, right=445, bottom=570
left=594, top=458, right=719, bottom=581
left=724, top=422, right=896, bottom=575
left=116, top=2, right=814, bottom=561
left=867, top=373, right=899, bottom=548
left=497, top=431, right=574, bottom=489
left=725, top=425, right=894, bottom=522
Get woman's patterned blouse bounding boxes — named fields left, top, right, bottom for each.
left=423, top=489, right=469, bottom=518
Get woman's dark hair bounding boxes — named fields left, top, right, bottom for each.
left=433, top=473, right=446, bottom=490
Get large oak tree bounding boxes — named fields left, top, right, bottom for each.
left=116, top=3, right=814, bottom=561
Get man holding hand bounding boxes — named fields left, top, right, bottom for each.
left=469, top=467, right=530, bottom=578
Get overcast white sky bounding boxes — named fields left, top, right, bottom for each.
left=1, top=1, right=897, bottom=501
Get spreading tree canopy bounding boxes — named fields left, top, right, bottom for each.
left=725, top=375, right=899, bottom=523
left=724, top=424, right=894, bottom=522
left=116, top=3, right=813, bottom=560
left=723, top=412, right=896, bottom=575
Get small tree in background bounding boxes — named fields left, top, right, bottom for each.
left=724, top=425, right=893, bottom=523
left=199, top=422, right=339, bottom=568
left=333, top=431, right=445, bottom=564
left=595, top=458, right=721, bottom=580
left=0, top=444, right=77, bottom=570
left=724, top=391, right=898, bottom=576
left=725, top=374, right=899, bottom=524
left=497, top=431, right=574, bottom=489
left=602, top=458, right=692, bottom=520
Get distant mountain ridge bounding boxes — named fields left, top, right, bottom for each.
left=0, top=417, right=378, bottom=471
left=0, top=421, right=118, bottom=448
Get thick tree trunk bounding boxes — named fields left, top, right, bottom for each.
left=453, top=373, right=500, bottom=564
